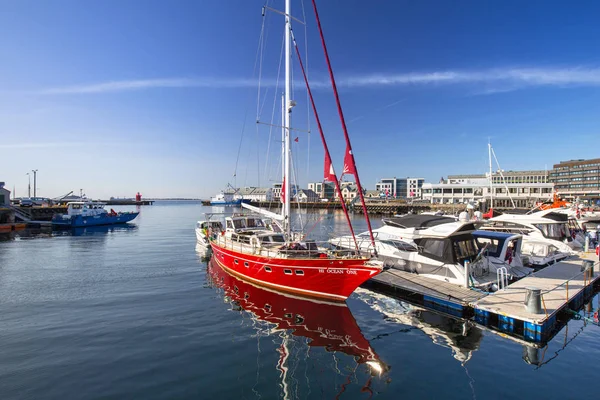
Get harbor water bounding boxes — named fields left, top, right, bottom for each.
left=1, top=201, right=599, bottom=399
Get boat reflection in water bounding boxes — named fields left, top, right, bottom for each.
left=206, top=256, right=388, bottom=396
left=355, top=289, right=483, bottom=365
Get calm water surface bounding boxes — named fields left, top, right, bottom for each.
left=1, top=202, right=599, bottom=399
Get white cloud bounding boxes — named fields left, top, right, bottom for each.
left=33, top=66, right=600, bottom=95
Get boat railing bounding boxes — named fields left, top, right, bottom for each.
left=214, top=235, right=366, bottom=260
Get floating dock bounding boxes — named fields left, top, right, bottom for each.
left=365, top=269, right=487, bottom=317
left=364, top=255, right=600, bottom=343
left=473, top=255, right=600, bottom=342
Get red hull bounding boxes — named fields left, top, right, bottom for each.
left=207, top=258, right=382, bottom=365
left=210, top=242, right=381, bottom=301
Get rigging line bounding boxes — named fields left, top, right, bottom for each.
left=491, top=145, right=516, bottom=208
left=300, top=0, right=311, bottom=181
left=263, top=31, right=286, bottom=182
left=257, top=0, right=275, bottom=121
left=256, top=5, right=266, bottom=120
left=310, top=0, right=377, bottom=257
left=290, top=143, right=304, bottom=232
left=233, top=6, right=269, bottom=182
left=290, top=28, right=359, bottom=252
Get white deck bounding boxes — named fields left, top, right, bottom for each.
left=473, top=254, right=600, bottom=324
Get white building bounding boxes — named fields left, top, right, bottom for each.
left=422, top=182, right=554, bottom=207
left=375, top=177, right=424, bottom=199
left=238, top=187, right=273, bottom=202
left=294, top=189, right=320, bottom=202
left=0, top=182, right=10, bottom=206
left=271, top=182, right=298, bottom=201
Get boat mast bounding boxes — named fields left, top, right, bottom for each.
left=283, top=0, right=292, bottom=238
left=488, top=140, right=493, bottom=211
left=281, top=93, right=285, bottom=220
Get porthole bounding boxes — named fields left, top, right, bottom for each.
left=244, top=262, right=249, bottom=268
left=284, top=269, right=292, bottom=275
left=234, top=259, right=239, bottom=265
left=264, top=266, right=272, bottom=272
left=295, top=270, right=304, bottom=276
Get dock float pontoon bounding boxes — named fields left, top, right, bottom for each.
left=364, top=255, right=600, bottom=343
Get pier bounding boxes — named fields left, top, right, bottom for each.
left=364, top=255, right=600, bottom=343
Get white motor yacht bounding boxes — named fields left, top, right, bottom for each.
left=331, top=215, right=533, bottom=291
left=480, top=209, right=581, bottom=257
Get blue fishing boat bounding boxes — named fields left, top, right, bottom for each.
left=52, top=201, right=139, bottom=228
left=209, top=190, right=249, bottom=206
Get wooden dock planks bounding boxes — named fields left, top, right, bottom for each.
left=473, top=258, right=600, bottom=325
left=369, top=269, right=487, bottom=307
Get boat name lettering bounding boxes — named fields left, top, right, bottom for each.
left=327, top=268, right=344, bottom=274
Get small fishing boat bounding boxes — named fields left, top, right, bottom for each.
left=52, top=201, right=139, bottom=228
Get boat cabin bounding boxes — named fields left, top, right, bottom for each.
left=66, top=201, right=108, bottom=217
left=472, top=231, right=522, bottom=261
left=412, top=232, right=480, bottom=266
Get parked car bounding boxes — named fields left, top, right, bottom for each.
left=20, top=198, right=33, bottom=207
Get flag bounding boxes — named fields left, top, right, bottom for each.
left=294, top=137, right=299, bottom=142
left=281, top=177, right=286, bottom=203
left=324, top=154, right=336, bottom=182
left=342, top=145, right=355, bottom=176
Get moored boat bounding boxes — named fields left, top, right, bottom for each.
left=204, top=0, right=383, bottom=301
left=52, top=201, right=139, bottom=228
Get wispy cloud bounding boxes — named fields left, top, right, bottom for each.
left=33, top=66, right=600, bottom=95
left=37, top=78, right=271, bottom=94
left=0, top=142, right=120, bottom=149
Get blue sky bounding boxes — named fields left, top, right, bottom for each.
left=2, top=0, right=600, bottom=199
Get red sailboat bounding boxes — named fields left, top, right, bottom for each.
left=204, top=0, right=382, bottom=302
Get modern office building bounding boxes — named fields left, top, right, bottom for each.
left=307, top=181, right=335, bottom=200
left=375, top=177, right=424, bottom=199
left=550, top=158, right=600, bottom=202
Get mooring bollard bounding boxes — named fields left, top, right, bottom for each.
left=584, top=235, right=590, bottom=253
left=524, top=287, right=543, bottom=314
left=464, top=260, right=470, bottom=288
left=582, top=260, right=595, bottom=278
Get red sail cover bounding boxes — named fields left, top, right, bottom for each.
left=342, top=145, right=355, bottom=176
left=281, top=177, right=286, bottom=203
left=324, top=153, right=336, bottom=182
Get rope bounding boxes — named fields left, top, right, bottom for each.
left=289, top=28, right=359, bottom=252
left=233, top=5, right=269, bottom=184
left=310, top=0, right=377, bottom=256
left=565, top=308, right=600, bottom=326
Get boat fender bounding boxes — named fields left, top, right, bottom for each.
left=251, top=237, right=260, bottom=254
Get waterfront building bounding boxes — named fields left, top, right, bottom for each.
left=271, top=182, right=298, bottom=200
left=550, top=158, right=600, bottom=202
left=0, top=182, right=10, bottom=206
left=307, top=181, right=335, bottom=200
left=422, top=170, right=553, bottom=208
left=375, top=177, right=424, bottom=199
left=365, top=190, right=381, bottom=198
left=238, top=187, right=273, bottom=202
left=294, top=189, right=320, bottom=202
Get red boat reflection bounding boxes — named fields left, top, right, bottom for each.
left=207, top=256, right=387, bottom=375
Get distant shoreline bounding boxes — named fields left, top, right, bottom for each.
left=145, top=198, right=202, bottom=201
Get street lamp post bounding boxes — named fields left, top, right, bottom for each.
left=26, top=173, right=31, bottom=197
left=32, top=169, right=38, bottom=198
